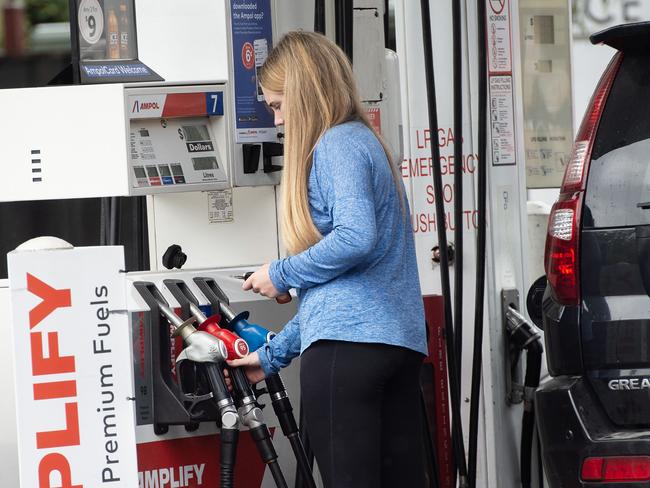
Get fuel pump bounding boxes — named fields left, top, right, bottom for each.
left=407, top=0, right=575, bottom=485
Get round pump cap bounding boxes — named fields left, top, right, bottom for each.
left=14, top=236, right=74, bottom=252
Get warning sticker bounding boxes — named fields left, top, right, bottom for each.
left=208, top=189, right=234, bottom=223
left=487, top=0, right=512, bottom=74
left=366, top=107, right=382, bottom=134
left=489, top=76, right=516, bottom=166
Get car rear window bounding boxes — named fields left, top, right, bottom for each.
left=584, top=51, right=650, bottom=228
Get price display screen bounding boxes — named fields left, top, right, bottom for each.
left=182, top=125, right=211, bottom=143
left=192, top=157, right=219, bottom=171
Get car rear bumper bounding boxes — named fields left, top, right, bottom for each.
left=537, top=375, right=650, bottom=488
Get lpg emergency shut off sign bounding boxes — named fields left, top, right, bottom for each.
left=8, top=245, right=138, bottom=487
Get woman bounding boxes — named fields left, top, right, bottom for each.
left=228, top=31, right=428, bottom=487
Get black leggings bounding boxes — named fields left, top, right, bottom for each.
left=300, top=340, right=426, bottom=488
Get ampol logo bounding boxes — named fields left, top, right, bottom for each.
left=132, top=100, right=161, bottom=113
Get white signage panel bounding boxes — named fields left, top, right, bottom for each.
left=8, top=246, right=138, bottom=487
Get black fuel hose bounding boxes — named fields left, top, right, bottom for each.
left=295, top=400, right=315, bottom=488
left=521, top=341, right=543, bottom=488
left=314, top=0, right=326, bottom=34
left=220, top=427, right=238, bottom=488
left=419, top=1, right=468, bottom=485
left=335, top=0, right=353, bottom=62
left=468, top=0, right=488, bottom=484
left=230, top=365, right=255, bottom=399
left=100, top=197, right=109, bottom=245
left=229, top=367, right=288, bottom=488
left=109, top=196, right=119, bottom=246
left=135, top=196, right=149, bottom=270
left=452, top=0, right=464, bottom=379
left=265, top=374, right=317, bottom=488
left=204, top=362, right=239, bottom=488
left=250, top=424, right=289, bottom=488
left=536, top=428, right=543, bottom=488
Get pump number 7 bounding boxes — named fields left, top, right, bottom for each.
left=206, top=92, right=224, bottom=116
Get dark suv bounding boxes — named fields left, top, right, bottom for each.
left=536, top=22, right=650, bottom=487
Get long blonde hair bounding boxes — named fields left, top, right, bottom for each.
left=259, top=31, right=401, bottom=255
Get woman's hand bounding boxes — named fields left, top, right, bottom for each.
left=242, top=263, right=282, bottom=298
left=225, top=351, right=267, bottom=385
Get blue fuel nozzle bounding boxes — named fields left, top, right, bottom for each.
left=220, top=304, right=276, bottom=351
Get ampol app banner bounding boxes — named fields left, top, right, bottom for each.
left=230, top=0, right=276, bottom=143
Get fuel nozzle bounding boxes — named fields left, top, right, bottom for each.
left=158, top=301, right=196, bottom=338
left=219, top=300, right=276, bottom=352
left=187, top=302, right=249, bottom=359
left=505, top=306, right=543, bottom=352
left=157, top=301, right=228, bottom=363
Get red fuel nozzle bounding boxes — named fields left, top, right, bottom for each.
left=198, top=314, right=249, bottom=359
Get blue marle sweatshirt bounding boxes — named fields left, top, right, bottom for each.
left=258, top=121, right=427, bottom=375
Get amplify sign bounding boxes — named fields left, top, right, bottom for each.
left=8, top=245, right=138, bottom=487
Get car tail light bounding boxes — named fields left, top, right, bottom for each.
left=545, top=194, right=582, bottom=305
left=582, top=456, right=650, bottom=482
left=561, top=53, right=622, bottom=194
left=545, top=53, right=623, bottom=305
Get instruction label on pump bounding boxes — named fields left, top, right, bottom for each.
left=489, top=76, right=516, bottom=165
left=487, top=0, right=516, bottom=166
left=208, top=189, right=234, bottom=223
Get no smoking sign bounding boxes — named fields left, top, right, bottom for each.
left=489, top=0, right=505, bottom=15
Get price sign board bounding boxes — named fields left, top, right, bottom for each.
left=68, top=0, right=163, bottom=84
